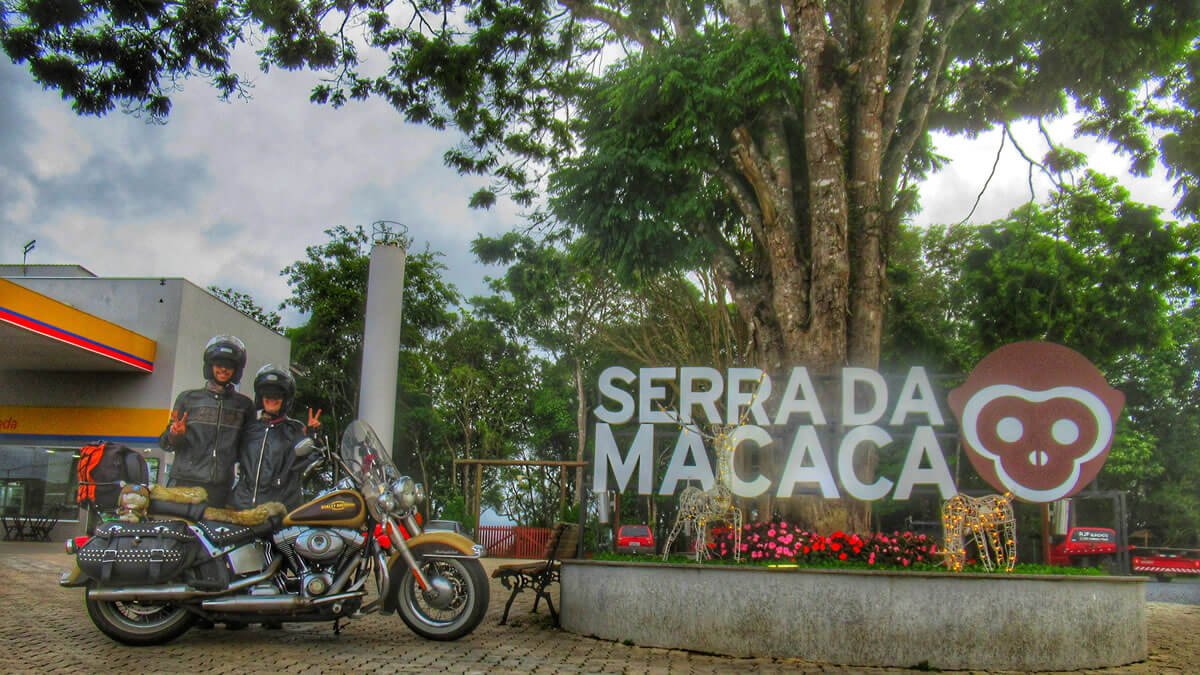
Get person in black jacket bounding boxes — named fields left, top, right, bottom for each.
left=159, top=335, right=255, bottom=509
left=229, top=364, right=322, bottom=511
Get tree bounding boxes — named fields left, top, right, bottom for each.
left=472, top=231, right=627, bottom=504
left=207, top=285, right=283, bottom=332
left=282, top=224, right=459, bottom=458
left=10, top=1, right=1199, bottom=532
left=889, top=176, right=1200, bottom=543
left=6, top=2, right=1197, bottom=367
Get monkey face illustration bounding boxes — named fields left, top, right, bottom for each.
left=948, top=342, right=1125, bottom=503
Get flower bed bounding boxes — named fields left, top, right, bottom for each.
left=708, top=521, right=938, bottom=567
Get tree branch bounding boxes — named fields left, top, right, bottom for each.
left=730, top=125, right=780, bottom=229
left=957, top=128, right=1006, bottom=224
left=880, top=0, right=968, bottom=203
left=559, top=0, right=658, bottom=49
left=715, top=164, right=769, bottom=249
left=881, top=0, right=931, bottom=149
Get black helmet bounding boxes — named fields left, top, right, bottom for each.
left=203, top=335, right=248, bottom=384
left=253, top=364, right=296, bottom=415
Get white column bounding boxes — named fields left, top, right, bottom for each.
left=358, top=243, right=407, bottom=451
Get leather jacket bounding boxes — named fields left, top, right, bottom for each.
left=159, top=385, right=255, bottom=499
left=229, top=413, right=310, bottom=510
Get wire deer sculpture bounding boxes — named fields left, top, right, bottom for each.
left=661, top=425, right=744, bottom=563
left=660, top=373, right=772, bottom=564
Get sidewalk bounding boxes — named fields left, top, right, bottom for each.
left=1, top=540, right=1196, bottom=673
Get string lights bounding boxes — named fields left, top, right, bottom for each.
left=941, top=492, right=1017, bottom=572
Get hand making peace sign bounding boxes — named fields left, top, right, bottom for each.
left=169, top=409, right=188, bottom=437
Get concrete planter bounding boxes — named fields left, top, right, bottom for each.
left=560, top=560, right=1146, bottom=671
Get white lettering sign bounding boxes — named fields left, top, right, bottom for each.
left=592, top=366, right=958, bottom=501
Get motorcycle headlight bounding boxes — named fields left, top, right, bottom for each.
left=414, top=482, right=426, bottom=505
left=376, top=492, right=397, bottom=514
left=391, top=476, right=417, bottom=509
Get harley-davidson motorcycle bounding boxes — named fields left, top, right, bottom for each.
left=60, top=420, right=488, bottom=645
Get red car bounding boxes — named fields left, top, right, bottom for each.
left=616, top=524, right=655, bottom=554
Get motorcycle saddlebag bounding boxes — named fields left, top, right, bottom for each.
left=77, top=520, right=198, bottom=584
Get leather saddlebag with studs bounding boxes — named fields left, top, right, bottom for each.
left=77, top=520, right=198, bottom=584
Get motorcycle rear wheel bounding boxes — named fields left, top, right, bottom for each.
left=85, top=591, right=196, bottom=646
left=396, top=545, right=489, bottom=640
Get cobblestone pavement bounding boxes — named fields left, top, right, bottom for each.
left=1, top=541, right=1196, bottom=674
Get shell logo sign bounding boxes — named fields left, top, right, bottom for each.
left=948, top=341, right=1125, bottom=503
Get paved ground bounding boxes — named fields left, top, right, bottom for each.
left=1, top=540, right=1197, bottom=674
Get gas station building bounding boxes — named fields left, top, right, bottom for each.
left=0, top=264, right=289, bottom=537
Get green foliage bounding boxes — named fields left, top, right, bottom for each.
left=889, top=177, right=1200, bottom=544
left=437, top=493, right=475, bottom=532
left=551, top=27, right=799, bottom=280
left=207, top=285, right=283, bottom=332
left=280, top=224, right=458, bottom=473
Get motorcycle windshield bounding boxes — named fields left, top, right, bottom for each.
left=339, top=419, right=397, bottom=519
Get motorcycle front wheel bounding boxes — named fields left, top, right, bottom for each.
left=395, top=545, right=489, bottom=640
left=84, top=591, right=196, bottom=646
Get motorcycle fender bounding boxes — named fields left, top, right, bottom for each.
left=382, top=532, right=481, bottom=614
left=59, top=562, right=88, bottom=588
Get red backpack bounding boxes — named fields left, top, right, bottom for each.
left=77, top=441, right=150, bottom=510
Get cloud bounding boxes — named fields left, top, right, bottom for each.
left=1, top=53, right=518, bottom=327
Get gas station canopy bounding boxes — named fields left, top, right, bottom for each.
left=0, top=278, right=155, bottom=373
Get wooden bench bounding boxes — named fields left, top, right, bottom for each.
left=491, top=522, right=579, bottom=626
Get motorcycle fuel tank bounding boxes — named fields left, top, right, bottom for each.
left=283, top=490, right=367, bottom=528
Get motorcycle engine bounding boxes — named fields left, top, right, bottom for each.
left=273, top=526, right=367, bottom=570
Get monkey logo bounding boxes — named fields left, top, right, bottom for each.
left=948, top=341, right=1125, bottom=503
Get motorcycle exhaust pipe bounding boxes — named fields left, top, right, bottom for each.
left=88, top=585, right=194, bottom=601
left=200, top=591, right=364, bottom=613
left=87, top=558, right=283, bottom=603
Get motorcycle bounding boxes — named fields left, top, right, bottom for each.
left=60, top=420, right=489, bottom=645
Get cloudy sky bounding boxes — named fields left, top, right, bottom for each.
left=1, top=51, right=1181, bottom=329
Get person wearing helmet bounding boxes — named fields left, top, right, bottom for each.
left=229, top=364, right=323, bottom=511
left=158, top=335, right=256, bottom=509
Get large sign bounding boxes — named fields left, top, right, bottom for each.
left=947, top=341, right=1124, bottom=503
left=592, top=342, right=1123, bottom=504
left=592, top=365, right=957, bottom=500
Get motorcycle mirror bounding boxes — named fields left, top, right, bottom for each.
left=294, top=437, right=316, bottom=457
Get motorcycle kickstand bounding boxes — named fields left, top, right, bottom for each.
left=333, top=618, right=342, bottom=635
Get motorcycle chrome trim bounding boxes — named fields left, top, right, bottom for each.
left=403, top=513, right=422, bottom=537
left=387, top=519, right=431, bottom=590
left=199, top=590, right=364, bottom=613
left=357, top=549, right=390, bottom=615
left=324, top=549, right=363, bottom=596
left=422, top=575, right=457, bottom=610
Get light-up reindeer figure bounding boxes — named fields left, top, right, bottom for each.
left=941, top=492, right=1017, bottom=572
left=662, top=424, right=744, bottom=563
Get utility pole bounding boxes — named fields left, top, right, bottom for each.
left=22, top=240, right=36, bottom=275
